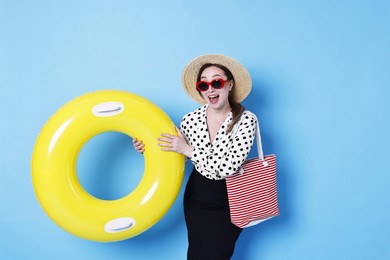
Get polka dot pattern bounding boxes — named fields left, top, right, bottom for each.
left=180, top=105, right=257, bottom=180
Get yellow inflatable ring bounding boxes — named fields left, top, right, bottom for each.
left=31, top=90, right=185, bottom=242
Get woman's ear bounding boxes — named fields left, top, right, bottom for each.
left=229, top=80, right=234, bottom=91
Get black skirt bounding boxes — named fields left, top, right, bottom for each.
left=184, top=168, right=242, bottom=260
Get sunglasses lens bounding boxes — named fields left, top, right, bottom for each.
left=197, top=82, right=209, bottom=91
left=211, top=79, right=224, bottom=89
left=197, top=79, right=227, bottom=91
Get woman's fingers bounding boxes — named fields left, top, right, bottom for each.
left=160, top=133, right=174, bottom=139
left=158, top=142, right=171, bottom=146
left=175, top=126, right=183, bottom=137
left=158, top=134, right=175, bottom=151
left=134, top=141, right=144, bottom=148
left=158, top=137, right=173, bottom=143
left=132, top=138, right=145, bottom=153
left=135, top=143, right=145, bottom=149
left=158, top=128, right=192, bottom=156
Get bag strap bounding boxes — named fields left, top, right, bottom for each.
left=246, top=111, right=264, bottom=161
left=232, top=111, right=264, bottom=161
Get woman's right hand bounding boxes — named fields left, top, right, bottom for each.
left=132, top=138, right=145, bottom=154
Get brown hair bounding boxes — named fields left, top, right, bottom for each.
left=197, top=63, right=245, bottom=133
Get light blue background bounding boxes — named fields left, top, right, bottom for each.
left=1, top=0, right=389, bottom=259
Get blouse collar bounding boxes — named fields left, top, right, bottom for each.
left=201, top=104, right=233, bottom=145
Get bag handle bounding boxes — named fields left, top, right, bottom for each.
left=233, top=111, right=266, bottom=162
left=245, top=111, right=265, bottom=161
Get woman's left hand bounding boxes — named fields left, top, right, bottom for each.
left=158, top=127, right=193, bottom=157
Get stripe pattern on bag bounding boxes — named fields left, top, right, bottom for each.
left=226, top=154, right=279, bottom=228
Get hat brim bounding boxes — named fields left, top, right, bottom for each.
left=181, top=54, right=252, bottom=104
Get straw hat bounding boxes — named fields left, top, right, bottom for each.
left=181, top=54, right=252, bottom=104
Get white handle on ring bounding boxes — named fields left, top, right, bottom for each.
left=104, top=217, right=135, bottom=233
left=92, top=102, right=124, bottom=117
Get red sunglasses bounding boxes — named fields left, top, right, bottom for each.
left=196, top=79, right=230, bottom=92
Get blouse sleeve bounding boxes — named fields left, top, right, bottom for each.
left=217, top=114, right=257, bottom=177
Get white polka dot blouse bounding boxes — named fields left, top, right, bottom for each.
left=180, top=105, right=257, bottom=180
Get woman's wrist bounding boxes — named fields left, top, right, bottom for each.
left=183, top=145, right=194, bottom=158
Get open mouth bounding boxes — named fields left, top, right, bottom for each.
left=208, top=94, right=219, bottom=104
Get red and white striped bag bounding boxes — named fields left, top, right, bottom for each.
left=225, top=112, right=279, bottom=228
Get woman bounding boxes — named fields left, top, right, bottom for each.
left=133, top=54, right=257, bottom=260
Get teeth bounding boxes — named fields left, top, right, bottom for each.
left=209, top=95, right=219, bottom=99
